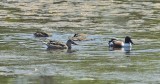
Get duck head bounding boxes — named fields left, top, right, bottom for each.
left=73, top=33, right=78, bottom=37
left=125, top=36, right=134, bottom=44
left=66, top=39, right=78, bottom=49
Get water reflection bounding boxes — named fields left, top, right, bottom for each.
left=39, top=76, right=54, bottom=84
left=46, top=48, right=78, bottom=54
left=15, top=76, right=55, bottom=84
left=109, top=46, right=132, bottom=54
left=66, top=49, right=78, bottom=53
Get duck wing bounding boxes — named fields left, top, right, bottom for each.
left=47, top=40, right=67, bottom=49
left=113, top=41, right=123, bottom=47
left=34, top=31, right=49, bottom=37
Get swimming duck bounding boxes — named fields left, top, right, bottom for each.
left=71, top=33, right=87, bottom=41
left=108, top=36, right=134, bottom=48
left=34, top=31, right=49, bottom=37
left=45, top=39, right=77, bottom=49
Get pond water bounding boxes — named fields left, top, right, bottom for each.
left=0, top=0, right=160, bottom=84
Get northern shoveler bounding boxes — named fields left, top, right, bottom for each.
left=108, top=36, right=134, bottom=48
left=45, top=39, right=77, bottom=49
left=34, top=31, right=49, bottom=37
left=71, top=33, right=87, bottom=41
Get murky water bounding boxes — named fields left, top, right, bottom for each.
left=0, top=0, right=160, bottom=84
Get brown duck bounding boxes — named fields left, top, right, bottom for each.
left=71, top=33, right=87, bottom=41
left=45, top=39, right=77, bottom=49
left=34, top=31, right=49, bottom=37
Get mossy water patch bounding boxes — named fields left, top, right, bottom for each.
left=143, top=19, right=160, bottom=26
left=0, top=26, right=39, bottom=34
left=4, top=17, right=52, bottom=23
left=131, top=31, right=160, bottom=39
left=0, top=26, right=12, bottom=33
left=0, top=5, right=21, bottom=13
left=0, top=75, right=16, bottom=84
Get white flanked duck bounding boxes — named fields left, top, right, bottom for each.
left=45, top=39, right=77, bottom=49
left=108, top=36, right=134, bottom=53
left=108, top=36, right=134, bottom=48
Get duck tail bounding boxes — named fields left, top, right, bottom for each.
left=39, top=38, right=50, bottom=45
left=42, top=41, right=48, bottom=45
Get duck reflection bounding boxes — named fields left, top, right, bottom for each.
left=39, top=76, right=53, bottom=84
left=15, top=75, right=55, bottom=84
left=109, top=46, right=132, bottom=54
left=46, top=48, right=77, bottom=54
left=66, top=49, right=78, bottom=53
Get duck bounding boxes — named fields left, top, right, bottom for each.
left=108, top=36, right=134, bottom=48
left=71, top=33, right=87, bottom=41
left=34, top=31, right=49, bottom=37
left=45, top=39, right=77, bottom=49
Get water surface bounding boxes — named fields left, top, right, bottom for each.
left=0, top=0, right=160, bottom=84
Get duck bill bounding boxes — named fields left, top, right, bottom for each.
left=72, top=42, right=78, bottom=45
left=130, top=39, right=134, bottom=44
